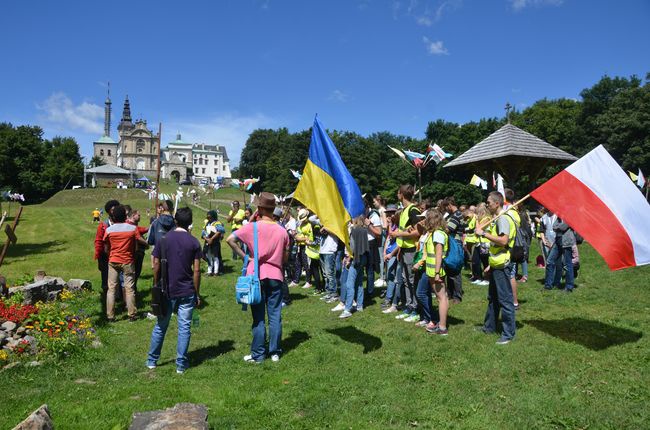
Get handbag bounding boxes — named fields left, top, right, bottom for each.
left=151, top=236, right=169, bottom=317
left=235, top=222, right=262, bottom=309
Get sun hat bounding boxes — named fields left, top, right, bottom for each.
left=385, top=204, right=398, bottom=212
left=254, top=192, right=276, bottom=209
left=298, top=208, right=310, bottom=221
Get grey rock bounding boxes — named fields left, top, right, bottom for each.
left=0, top=332, right=7, bottom=342
left=9, top=279, right=62, bottom=305
left=11, top=404, right=53, bottom=430
left=16, top=326, right=26, bottom=335
left=7, top=339, right=19, bottom=348
left=1, top=321, right=17, bottom=332
left=42, top=276, right=66, bottom=288
left=129, top=403, right=208, bottom=430
left=34, top=270, right=47, bottom=281
left=66, top=279, right=92, bottom=291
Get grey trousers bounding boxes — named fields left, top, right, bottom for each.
left=398, top=249, right=418, bottom=312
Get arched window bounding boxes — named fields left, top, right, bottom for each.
left=136, top=158, right=145, bottom=170
left=108, top=149, right=112, bottom=156
left=100, top=149, right=104, bottom=156
left=136, top=139, right=145, bottom=153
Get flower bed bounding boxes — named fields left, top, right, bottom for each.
left=0, top=289, right=97, bottom=363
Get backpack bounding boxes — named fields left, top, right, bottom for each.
left=574, top=230, right=584, bottom=245
left=442, top=234, right=464, bottom=276
left=505, top=212, right=529, bottom=264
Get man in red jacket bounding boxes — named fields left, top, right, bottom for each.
left=95, top=200, right=120, bottom=315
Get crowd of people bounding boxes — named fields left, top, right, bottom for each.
left=91, top=184, right=581, bottom=370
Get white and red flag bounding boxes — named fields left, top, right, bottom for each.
left=531, top=145, right=650, bottom=271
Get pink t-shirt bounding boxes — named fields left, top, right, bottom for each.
left=234, top=221, right=289, bottom=281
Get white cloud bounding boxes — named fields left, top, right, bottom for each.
left=509, top=0, right=563, bottom=11
left=167, top=113, right=275, bottom=166
left=416, top=15, right=432, bottom=26
left=36, top=92, right=104, bottom=134
left=422, top=37, right=449, bottom=55
left=328, top=90, right=350, bottom=103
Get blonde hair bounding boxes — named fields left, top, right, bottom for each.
left=351, top=215, right=366, bottom=228
left=424, top=209, right=446, bottom=232
left=476, top=202, right=489, bottom=221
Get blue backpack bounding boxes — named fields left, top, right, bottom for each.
left=443, top=234, right=464, bottom=276
left=235, top=222, right=262, bottom=310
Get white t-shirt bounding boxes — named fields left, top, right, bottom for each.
left=367, top=211, right=382, bottom=241
left=284, top=217, right=297, bottom=232
left=433, top=230, right=447, bottom=245
left=320, top=234, right=338, bottom=254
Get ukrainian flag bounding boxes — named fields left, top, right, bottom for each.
left=295, top=116, right=364, bottom=248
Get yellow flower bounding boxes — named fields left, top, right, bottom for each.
left=58, top=321, right=65, bottom=325
left=25, top=325, right=33, bottom=329
left=42, top=328, right=48, bottom=332
left=71, top=319, right=77, bottom=323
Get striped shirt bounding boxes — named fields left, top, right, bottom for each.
left=103, top=223, right=141, bottom=264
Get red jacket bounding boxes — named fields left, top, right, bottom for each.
left=94, top=221, right=108, bottom=260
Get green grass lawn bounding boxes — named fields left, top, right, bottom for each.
left=1, top=189, right=649, bottom=429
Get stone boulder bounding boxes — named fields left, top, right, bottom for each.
left=12, top=404, right=53, bottom=430
left=1, top=321, right=17, bottom=332
left=129, top=403, right=208, bottom=430
left=66, top=279, right=92, bottom=291
left=8, top=279, right=64, bottom=305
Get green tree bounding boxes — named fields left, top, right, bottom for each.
left=89, top=155, right=106, bottom=168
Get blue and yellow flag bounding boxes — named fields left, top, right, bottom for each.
left=295, top=116, right=364, bottom=249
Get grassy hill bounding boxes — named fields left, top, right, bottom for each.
left=0, top=188, right=649, bottom=429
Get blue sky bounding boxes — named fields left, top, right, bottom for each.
left=1, top=0, right=648, bottom=166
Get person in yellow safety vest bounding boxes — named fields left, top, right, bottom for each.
left=294, top=209, right=320, bottom=290
left=475, top=191, right=516, bottom=345
left=464, top=207, right=479, bottom=281
left=388, top=184, right=421, bottom=320
left=504, top=188, right=521, bottom=310
left=227, top=201, right=246, bottom=260
left=422, top=209, right=450, bottom=336
left=471, top=203, right=491, bottom=286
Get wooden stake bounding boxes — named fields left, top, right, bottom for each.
left=0, top=206, right=23, bottom=268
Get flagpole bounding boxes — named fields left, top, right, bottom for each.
left=417, top=168, right=422, bottom=203
left=477, top=194, right=531, bottom=230
left=154, top=122, right=162, bottom=216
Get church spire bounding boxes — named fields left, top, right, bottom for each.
left=118, top=94, right=133, bottom=133
left=104, top=82, right=112, bottom=137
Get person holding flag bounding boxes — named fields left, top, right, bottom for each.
left=475, top=191, right=517, bottom=345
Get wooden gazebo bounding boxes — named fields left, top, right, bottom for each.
left=444, top=123, right=577, bottom=186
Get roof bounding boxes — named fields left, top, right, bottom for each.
left=169, top=133, right=191, bottom=146
left=444, top=123, right=577, bottom=168
left=94, top=135, right=118, bottom=145
left=85, top=164, right=131, bottom=175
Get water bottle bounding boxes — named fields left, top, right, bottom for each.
left=192, top=311, right=200, bottom=328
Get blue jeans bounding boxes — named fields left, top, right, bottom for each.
left=483, top=268, right=516, bottom=340
left=385, top=256, right=402, bottom=304
left=339, top=266, right=349, bottom=303
left=366, top=251, right=376, bottom=295
left=415, top=273, right=432, bottom=323
left=147, top=294, right=196, bottom=371
left=250, top=279, right=283, bottom=361
left=321, top=253, right=337, bottom=295
left=345, top=254, right=367, bottom=311
left=545, top=243, right=574, bottom=289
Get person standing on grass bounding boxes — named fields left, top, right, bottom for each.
left=92, top=208, right=101, bottom=223
left=227, top=201, right=246, bottom=260
left=390, top=185, right=421, bottom=321
left=146, top=207, right=202, bottom=374
left=147, top=200, right=175, bottom=265
left=381, top=207, right=402, bottom=313
left=365, top=200, right=382, bottom=296
left=94, top=199, right=120, bottom=316
left=442, top=197, right=464, bottom=304
left=319, top=227, right=341, bottom=304
left=338, top=216, right=370, bottom=319
left=227, top=192, right=290, bottom=363
left=422, top=209, right=450, bottom=336
left=293, top=209, right=313, bottom=288
left=504, top=189, right=521, bottom=310
left=475, top=191, right=516, bottom=345
left=125, top=206, right=150, bottom=292
left=202, top=210, right=225, bottom=276
left=544, top=218, right=576, bottom=292
left=103, top=205, right=148, bottom=322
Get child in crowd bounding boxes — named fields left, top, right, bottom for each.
left=423, top=209, right=450, bottom=336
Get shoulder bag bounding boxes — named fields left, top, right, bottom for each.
left=235, top=222, right=262, bottom=310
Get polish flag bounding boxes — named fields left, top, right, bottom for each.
left=531, top=145, right=650, bottom=271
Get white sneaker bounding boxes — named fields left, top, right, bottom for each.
left=480, top=280, right=490, bottom=286
left=271, top=354, right=280, bottom=362
left=404, top=314, right=420, bottom=322
left=471, top=279, right=481, bottom=285
left=382, top=305, right=398, bottom=314
left=374, top=279, right=386, bottom=288
left=146, top=312, right=157, bottom=320
left=146, top=364, right=156, bottom=369
left=302, top=282, right=312, bottom=289
left=339, top=310, right=353, bottom=319
left=395, top=312, right=410, bottom=320
left=288, top=282, right=299, bottom=288
left=243, top=354, right=261, bottom=363
left=331, top=303, right=345, bottom=312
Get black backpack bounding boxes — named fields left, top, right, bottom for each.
left=505, top=212, right=529, bottom=264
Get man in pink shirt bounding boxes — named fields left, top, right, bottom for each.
left=227, top=192, right=289, bottom=363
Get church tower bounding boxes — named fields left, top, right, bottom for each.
left=117, top=95, right=133, bottom=133
left=104, top=82, right=112, bottom=138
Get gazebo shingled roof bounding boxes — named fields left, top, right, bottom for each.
left=444, top=123, right=577, bottom=184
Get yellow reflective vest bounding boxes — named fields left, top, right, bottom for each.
left=229, top=209, right=245, bottom=230
left=397, top=204, right=420, bottom=249
left=298, top=222, right=320, bottom=260
left=425, top=230, right=448, bottom=278
left=488, top=214, right=517, bottom=269
left=465, top=216, right=478, bottom=244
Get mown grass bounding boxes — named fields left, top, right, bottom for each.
left=0, top=189, right=649, bottom=429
